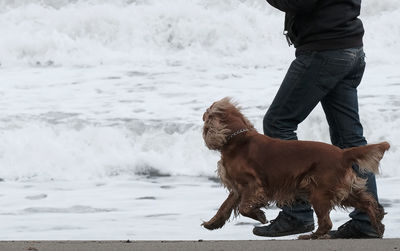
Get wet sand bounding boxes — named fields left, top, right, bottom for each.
left=1, top=239, right=399, bottom=251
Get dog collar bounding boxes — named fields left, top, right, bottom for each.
left=226, top=128, right=249, bottom=142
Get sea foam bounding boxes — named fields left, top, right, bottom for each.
left=0, top=1, right=399, bottom=181
left=1, top=0, right=398, bottom=67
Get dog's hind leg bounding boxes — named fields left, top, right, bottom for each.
left=238, top=186, right=267, bottom=224
left=299, top=192, right=333, bottom=240
left=341, top=187, right=385, bottom=237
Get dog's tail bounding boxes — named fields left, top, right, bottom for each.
left=343, top=142, right=390, bottom=174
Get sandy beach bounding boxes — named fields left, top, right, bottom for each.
left=1, top=239, right=399, bottom=251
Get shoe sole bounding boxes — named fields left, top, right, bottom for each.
left=253, top=226, right=315, bottom=237
left=328, top=230, right=381, bottom=239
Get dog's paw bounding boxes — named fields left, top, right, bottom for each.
left=317, top=234, right=331, bottom=239
left=201, top=220, right=222, bottom=230
left=298, top=234, right=312, bottom=240
left=298, top=233, right=328, bottom=240
left=201, top=221, right=212, bottom=230
left=256, top=210, right=268, bottom=224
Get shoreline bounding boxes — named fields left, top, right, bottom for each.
left=1, top=239, right=399, bottom=251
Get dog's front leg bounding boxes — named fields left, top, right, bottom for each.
left=202, top=192, right=240, bottom=230
left=238, top=186, right=268, bottom=224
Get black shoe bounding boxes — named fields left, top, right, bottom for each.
left=253, top=212, right=314, bottom=237
left=329, top=220, right=382, bottom=239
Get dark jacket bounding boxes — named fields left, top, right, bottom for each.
left=266, top=0, right=364, bottom=51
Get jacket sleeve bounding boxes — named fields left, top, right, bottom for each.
left=266, top=0, right=318, bottom=14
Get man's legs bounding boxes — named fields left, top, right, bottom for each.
left=321, top=48, right=382, bottom=238
left=254, top=48, right=370, bottom=237
left=261, top=51, right=322, bottom=229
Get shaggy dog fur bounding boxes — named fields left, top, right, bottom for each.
left=201, top=97, right=390, bottom=239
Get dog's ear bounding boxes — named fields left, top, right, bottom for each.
left=202, top=103, right=231, bottom=150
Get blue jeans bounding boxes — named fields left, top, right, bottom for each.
left=263, top=47, right=379, bottom=232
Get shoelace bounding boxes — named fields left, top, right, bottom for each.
left=269, top=212, right=290, bottom=225
left=337, top=220, right=352, bottom=230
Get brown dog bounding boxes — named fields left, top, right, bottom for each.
left=201, top=97, right=389, bottom=239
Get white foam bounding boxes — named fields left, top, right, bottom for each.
left=0, top=64, right=399, bottom=181
left=0, top=121, right=220, bottom=181
left=1, top=0, right=398, bottom=68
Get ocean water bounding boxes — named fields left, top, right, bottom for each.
left=0, top=0, right=399, bottom=240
